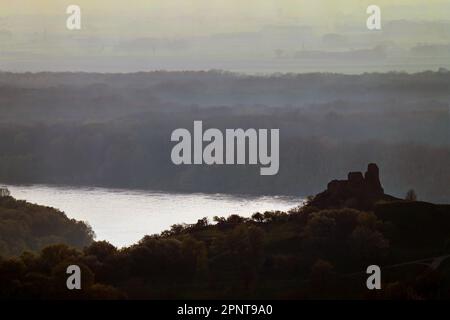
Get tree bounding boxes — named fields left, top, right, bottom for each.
left=405, top=189, right=417, bottom=201
left=213, top=216, right=226, bottom=224
left=194, top=217, right=209, bottom=228
left=310, top=259, right=334, bottom=282
left=251, top=212, right=264, bottom=223
left=84, top=241, right=117, bottom=261
left=309, top=259, right=337, bottom=298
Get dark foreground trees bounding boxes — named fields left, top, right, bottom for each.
left=1, top=194, right=449, bottom=299
left=0, top=196, right=95, bottom=257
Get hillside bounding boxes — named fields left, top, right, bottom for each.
left=0, top=195, right=95, bottom=257
left=1, top=200, right=450, bottom=299
left=1, top=167, right=450, bottom=299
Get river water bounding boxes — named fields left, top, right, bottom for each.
left=5, top=184, right=303, bottom=247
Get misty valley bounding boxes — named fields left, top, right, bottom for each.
left=0, top=70, right=450, bottom=300
left=0, top=71, right=448, bottom=202
left=2, top=0, right=450, bottom=306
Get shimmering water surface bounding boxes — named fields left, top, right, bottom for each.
left=5, top=184, right=304, bottom=247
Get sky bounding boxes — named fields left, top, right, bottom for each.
left=0, top=0, right=449, bottom=72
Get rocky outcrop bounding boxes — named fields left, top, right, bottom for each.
left=309, top=163, right=398, bottom=210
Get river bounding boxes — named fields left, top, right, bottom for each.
left=5, top=184, right=303, bottom=247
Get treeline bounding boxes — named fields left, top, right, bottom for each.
left=0, top=196, right=94, bottom=257
left=1, top=71, right=449, bottom=109
left=0, top=71, right=449, bottom=202
left=1, top=200, right=450, bottom=299
left=0, top=117, right=448, bottom=202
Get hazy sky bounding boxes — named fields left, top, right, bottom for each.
left=1, top=0, right=449, bottom=36
left=1, top=0, right=449, bottom=72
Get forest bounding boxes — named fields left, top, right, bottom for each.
left=0, top=71, right=449, bottom=202
left=1, top=193, right=450, bottom=299
left=0, top=196, right=94, bottom=257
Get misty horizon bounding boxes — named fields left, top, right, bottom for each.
left=1, top=1, right=450, bottom=73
